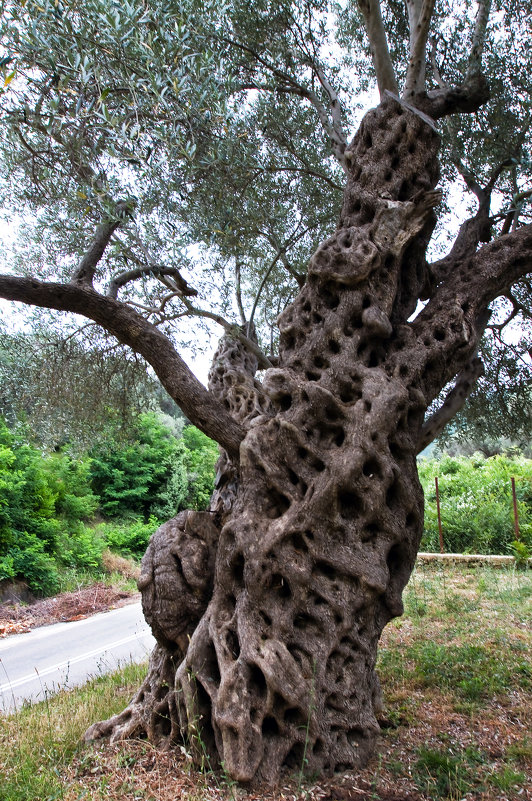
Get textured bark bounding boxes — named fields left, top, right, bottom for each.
left=83, top=97, right=532, bottom=785
left=165, top=97, right=442, bottom=783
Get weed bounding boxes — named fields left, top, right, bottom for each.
left=510, top=539, right=531, bottom=568
left=0, top=661, right=147, bottom=801
left=297, top=659, right=317, bottom=794
left=506, top=736, right=532, bottom=763
left=411, top=641, right=527, bottom=700
left=414, top=745, right=481, bottom=799
left=487, top=764, right=526, bottom=791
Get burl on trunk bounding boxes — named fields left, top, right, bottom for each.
left=87, top=98, right=446, bottom=782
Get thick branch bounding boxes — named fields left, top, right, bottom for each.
left=430, top=203, right=491, bottom=285
left=0, top=276, right=246, bottom=458
left=414, top=73, right=490, bottom=119
left=417, top=356, right=484, bottom=452
left=466, top=224, right=532, bottom=306
left=70, top=205, right=132, bottom=286
left=413, top=225, right=532, bottom=402
left=357, top=0, right=399, bottom=98
left=403, top=0, right=436, bottom=99
left=466, top=0, right=493, bottom=83
left=108, top=264, right=197, bottom=299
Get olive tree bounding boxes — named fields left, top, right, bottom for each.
left=0, top=0, right=531, bottom=784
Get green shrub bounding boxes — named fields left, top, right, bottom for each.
left=3, top=532, right=59, bottom=596
left=45, top=453, right=99, bottom=521
left=181, top=426, right=219, bottom=510
left=419, top=454, right=532, bottom=554
left=89, top=413, right=179, bottom=518
left=0, top=552, right=15, bottom=581
left=56, top=521, right=105, bottom=571
left=0, top=419, right=59, bottom=552
left=101, top=516, right=159, bottom=559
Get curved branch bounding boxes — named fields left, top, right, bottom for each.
left=0, top=275, right=246, bottom=458
left=414, top=73, right=490, bottom=119
left=417, top=356, right=484, bottom=452
left=412, top=225, right=532, bottom=403
left=71, top=201, right=134, bottom=286
left=429, top=200, right=492, bottom=286
left=108, top=264, right=197, bottom=299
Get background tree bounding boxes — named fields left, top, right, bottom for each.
left=0, top=325, right=162, bottom=449
left=0, top=0, right=531, bottom=785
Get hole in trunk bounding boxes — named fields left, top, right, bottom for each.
left=348, top=727, right=365, bottom=746
left=279, top=394, right=292, bottom=411
left=285, top=706, right=306, bottom=727
left=225, top=628, right=240, bottom=659
left=264, top=487, right=291, bottom=518
left=156, top=714, right=172, bottom=737
left=291, top=532, right=308, bottom=552
left=230, top=552, right=245, bottom=585
left=248, top=664, right=267, bottom=698
left=338, top=488, right=364, bottom=519
left=262, top=716, right=279, bottom=736
left=313, top=560, right=337, bottom=579
left=284, top=743, right=306, bottom=770
left=362, top=457, right=381, bottom=478
left=385, top=480, right=401, bottom=510
left=270, top=572, right=291, bottom=599
left=361, top=522, right=379, bottom=543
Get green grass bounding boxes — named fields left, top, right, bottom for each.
left=377, top=562, right=532, bottom=798
left=0, top=563, right=530, bottom=801
left=0, top=662, right=147, bottom=801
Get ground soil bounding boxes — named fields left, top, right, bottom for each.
left=0, top=583, right=139, bottom=637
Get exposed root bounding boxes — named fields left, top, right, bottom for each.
left=85, top=644, right=182, bottom=745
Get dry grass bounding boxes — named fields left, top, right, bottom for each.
left=1, top=563, right=530, bottom=801
left=101, top=548, right=141, bottom=582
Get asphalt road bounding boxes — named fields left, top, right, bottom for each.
left=0, top=602, right=155, bottom=712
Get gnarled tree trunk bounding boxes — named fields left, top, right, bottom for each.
left=86, top=98, right=490, bottom=783
left=85, top=325, right=268, bottom=745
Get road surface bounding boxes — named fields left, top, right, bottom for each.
left=0, top=602, right=155, bottom=712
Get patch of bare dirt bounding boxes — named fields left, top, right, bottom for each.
left=0, top=583, right=139, bottom=638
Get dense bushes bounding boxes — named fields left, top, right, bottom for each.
left=2, top=408, right=530, bottom=598
left=419, top=454, right=532, bottom=554
left=0, top=414, right=219, bottom=595
left=0, top=418, right=98, bottom=594
left=88, top=414, right=218, bottom=519
left=89, top=414, right=182, bottom=518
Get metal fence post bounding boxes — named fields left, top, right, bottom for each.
left=435, top=476, right=444, bottom=553
left=511, top=476, right=520, bottom=540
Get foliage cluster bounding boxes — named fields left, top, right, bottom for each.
left=0, top=413, right=218, bottom=594
left=419, top=453, right=532, bottom=555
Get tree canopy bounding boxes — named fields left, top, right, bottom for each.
left=0, top=0, right=529, bottom=450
